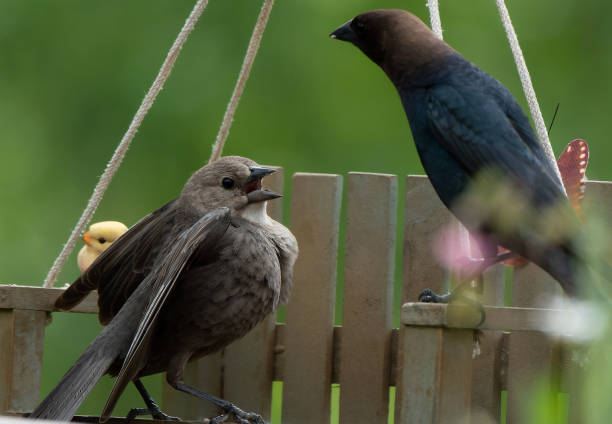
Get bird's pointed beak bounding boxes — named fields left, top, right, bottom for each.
left=248, top=166, right=276, bottom=181
left=83, top=231, right=92, bottom=246
left=246, top=166, right=282, bottom=204
left=330, top=20, right=357, bottom=43
left=247, top=189, right=282, bottom=204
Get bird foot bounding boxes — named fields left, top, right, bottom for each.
left=418, top=288, right=487, bottom=326
left=209, top=403, right=266, bottom=424
left=126, top=407, right=180, bottom=421
left=418, top=288, right=454, bottom=303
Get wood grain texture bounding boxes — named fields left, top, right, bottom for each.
left=471, top=265, right=505, bottom=422
left=396, top=326, right=473, bottom=424
left=562, top=180, right=612, bottom=423
left=402, top=175, right=453, bottom=303
left=506, top=264, right=562, bottom=424
left=401, top=303, right=572, bottom=332
left=0, top=285, right=98, bottom=314
left=398, top=175, right=459, bottom=424
left=281, top=173, right=343, bottom=424
left=0, top=309, right=47, bottom=414
left=339, top=173, right=397, bottom=424
left=272, top=324, right=400, bottom=386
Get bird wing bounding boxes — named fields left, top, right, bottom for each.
left=55, top=199, right=179, bottom=323
left=95, top=199, right=181, bottom=324
left=425, top=82, right=566, bottom=208
left=100, top=207, right=231, bottom=422
left=483, top=75, right=560, bottom=183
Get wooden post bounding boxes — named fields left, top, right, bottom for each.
left=470, top=263, right=506, bottom=423
left=397, top=175, right=473, bottom=423
left=0, top=309, right=47, bottom=414
left=397, top=325, right=473, bottom=424
left=281, top=173, right=343, bottom=424
left=561, top=180, right=612, bottom=423
left=339, top=173, right=397, bottom=424
left=506, top=267, right=562, bottom=423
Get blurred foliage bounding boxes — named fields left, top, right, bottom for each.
left=1, top=0, right=611, bottom=420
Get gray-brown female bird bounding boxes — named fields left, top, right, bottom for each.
left=32, top=156, right=298, bottom=424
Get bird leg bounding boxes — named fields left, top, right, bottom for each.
left=126, top=379, right=180, bottom=421
left=418, top=250, right=517, bottom=326
left=418, top=250, right=516, bottom=303
left=170, top=381, right=266, bottom=424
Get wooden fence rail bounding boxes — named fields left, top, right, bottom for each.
left=0, top=174, right=610, bottom=423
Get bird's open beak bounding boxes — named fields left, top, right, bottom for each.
left=246, top=166, right=282, bottom=204
left=248, top=166, right=276, bottom=181
left=83, top=231, right=92, bottom=246
left=330, top=20, right=357, bottom=43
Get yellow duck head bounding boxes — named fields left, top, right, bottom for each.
left=77, top=221, right=128, bottom=273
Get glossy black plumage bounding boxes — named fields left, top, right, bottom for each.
left=331, top=9, right=582, bottom=294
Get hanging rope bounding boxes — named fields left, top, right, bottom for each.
left=208, top=0, right=275, bottom=163
left=43, top=0, right=210, bottom=288
left=495, top=0, right=565, bottom=191
left=426, top=0, right=443, bottom=40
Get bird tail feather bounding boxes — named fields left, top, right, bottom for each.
left=30, top=329, right=121, bottom=419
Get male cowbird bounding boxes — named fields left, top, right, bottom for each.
left=331, top=9, right=587, bottom=298
left=32, top=156, right=298, bottom=424
left=77, top=221, right=128, bottom=272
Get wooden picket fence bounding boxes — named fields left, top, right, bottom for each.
left=0, top=171, right=610, bottom=423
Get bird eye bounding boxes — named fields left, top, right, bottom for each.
left=99, top=237, right=106, bottom=244
left=352, top=18, right=366, bottom=33
left=222, top=177, right=235, bottom=189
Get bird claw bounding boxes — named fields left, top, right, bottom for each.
left=209, top=403, right=266, bottom=424
left=418, top=288, right=453, bottom=303
left=418, top=289, right=487, bottom=327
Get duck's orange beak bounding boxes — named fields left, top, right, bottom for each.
left=83, top=231, right=92, bottom=246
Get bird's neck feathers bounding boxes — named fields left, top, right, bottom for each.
left=383, top=41, right=455, bottom=88
left=236, top=201, right=272, bottom=226
left=372, top=17, right=456, bottom=88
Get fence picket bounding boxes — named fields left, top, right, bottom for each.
left=470, top=264, right=506, bottom=422
left=401, top=175, right=453, bottom=304
left=281, top=173, right=343, bottom=424
left=0, top=309, right=46, bottom=414
left=506, top=265, right=562, bottom=423
left=563, top=180, right=612, bottom=423
left=339, top=173, right=397, bottom=424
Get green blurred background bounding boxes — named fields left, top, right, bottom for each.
left=1, top=0, right=611, bottom=421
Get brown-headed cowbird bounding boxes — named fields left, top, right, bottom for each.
left=31, top=156, right=298, bottom=424
left=330, top=9, right=587, bottom=298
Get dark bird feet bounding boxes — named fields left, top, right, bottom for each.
left=418, top=287, right=486, bottom=327
left=129, top=379, right=181, bottom=421
left=418, top=288, right=454, bottom=303
left=171, top=381, right=266, bottom=424
left=209, top=403, right=266, bottom=424
left=126, top=407, right=180, bottom=421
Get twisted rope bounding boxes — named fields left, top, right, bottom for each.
left=43, top=0, right=210, bottom=288
left=426, top=0, right=443, bottom=40
left=495, top=0, right=565, bottom=191
left=208, top=0, right=274, bottom=163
